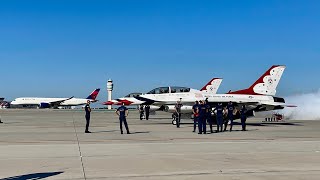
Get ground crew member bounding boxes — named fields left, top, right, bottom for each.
left=116, top=103, right=130, bottom=134
left=226, top=101, right=235, bottom=132
left=198, top=100, right=207, bottom=134
left=205, top=99, right=214, bottom=133
left=84, top=100, right=91, bottom=133
left=214, top=103, right=224, bottom=133
left=139, top=105, right=144, bottom=120
left=145, top=105, right=150, bottom=120
left=192, top=101, right=199, bottom=132
left=240, top=105, right=247, bottom=131
left=174, top=99, right=183, bottom=128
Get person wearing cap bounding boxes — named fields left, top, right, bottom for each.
left=198, top=100, right=207, bottom=134
left=174, top=99, right=183, bottom=128
left=116, top=103, right=131, bottom=134
left=192, top=101, right=200, bottom=133
left=225, top=101, right=235, bottom=132
left=214, top=103, right=224, bottom=133
left=205, top=99, right=214, bottom=133
left=84, top=100, right=92, bottom=133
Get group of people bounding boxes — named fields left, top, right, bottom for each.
left=84, top=100, right=131, bottom=134
left=189, top=99, right=248, bottom=134
left=84, top=98, right=248, bottom=135
left=138, top=105, right=151, bottom=120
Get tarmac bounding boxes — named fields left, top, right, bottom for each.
left=0, top=109, right=319, bottom=180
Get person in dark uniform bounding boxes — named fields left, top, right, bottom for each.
left=84, top=100, right=91, bottom=133
left=240, top=105, right=247, bottom=131
left=205, top=99, right=214, bottom=133
left=225, top=101, right=235, bottom=132
left=214, top=103, right=224, bottom=133
left=116, top=103, right=130, bottom=134
left=198, top=100, right=207, bottom=134
left=174, top=99, right=183, bottom=128
left=192, top=101, right=199, bottom=133
left=139, top=105, right=144, bottom=120
left=145, top=105, right=150, bottom=120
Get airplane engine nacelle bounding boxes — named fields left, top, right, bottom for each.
left=149, top=105, right=161, bottom=111
left=164, top=105, right=194, bottom=114
left=39, top=103, right=50, bottom=109
left=246, top=110, right=256, bottom=118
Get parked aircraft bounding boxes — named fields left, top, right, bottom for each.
left=103, top=78, right=223, bottom=112
left=11, top=89, right=100, bottom=108
left=135, top=66, right=293, bottom=116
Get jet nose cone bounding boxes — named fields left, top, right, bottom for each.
left=103, top=101, right=115, bottom=105
left=117, top=99, right=133, bottom=106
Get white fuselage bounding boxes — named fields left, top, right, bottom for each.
left=11, top=97, right=95, bottom=107
left=138, top=90, right=284, bottom=111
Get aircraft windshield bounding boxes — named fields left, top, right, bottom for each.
left=171, top=87, right=190, bottom=93
left=125, top=93, right=142, bottom=97
left=147, top=87, right=170, bottom=94
left=147, top=87, right=190, bottom=94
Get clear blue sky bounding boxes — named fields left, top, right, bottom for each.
left=0, top=0, right=319, bottom=102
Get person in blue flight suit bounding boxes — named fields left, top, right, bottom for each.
left=214, top=103, right=224, bottom=133
left=198, top=100, right=207, bottom=134
left=116, top=103, right=130, bottom=134
left=145, top=105, right=151, bottom=120
left=84, top=100, right=91, bottom=133
left=240, top=105, right=247, bottom=131
left=192, top=101, right=199, bottom=133
left=225, top=101, right=235, bottom=132
left=205, top=99, right=214, bottom=133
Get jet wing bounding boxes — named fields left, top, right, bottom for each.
left=49, top=96, right=74, bottom=107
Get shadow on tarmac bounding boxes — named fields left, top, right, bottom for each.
left=1, top=171, right=63, bottom=180
left=130, top=131, right=150, bottom=134
left=93, top=130, right=119, bottom=133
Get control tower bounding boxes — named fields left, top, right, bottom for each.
left=107, top=79, right=114, bottom=110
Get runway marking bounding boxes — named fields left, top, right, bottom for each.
left=72, top=112, right=87, bottom=180
left=84, top=169, right=320, bottom=179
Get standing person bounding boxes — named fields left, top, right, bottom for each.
left=145, top=105, right=150, bottom=120
left=139, top=105, right=144, bottom=120
left=223, top=107, right=228, bottom=131
left=84, top=100, right=91, bottom=133
left=240, top=105, right=247, bottom=131
left=198, top=100, right=207, bottom=134
left=192, top=101, right=199, bottom=133
left=174, top=99, right=183, bottom=128
left=116, top=103, right=130, bottom=134
left=226, top=101, right=235, bottom=131
left=214, top=103, right=224, bottom=133
left=205, top=99, right=214, bottom=133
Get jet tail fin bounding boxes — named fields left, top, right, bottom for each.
left=201, top=78, right=223, bottom=94
left=228, top=65, right=286, bottom=96
left=86, top=89, right=101, bottom=100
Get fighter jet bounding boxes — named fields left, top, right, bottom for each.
left=135, top=65, right=294, bottom=116
left=103, top=78, right=224, bottom=112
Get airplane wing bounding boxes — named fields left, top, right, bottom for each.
left=49, top=96, right=74, bottom=107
